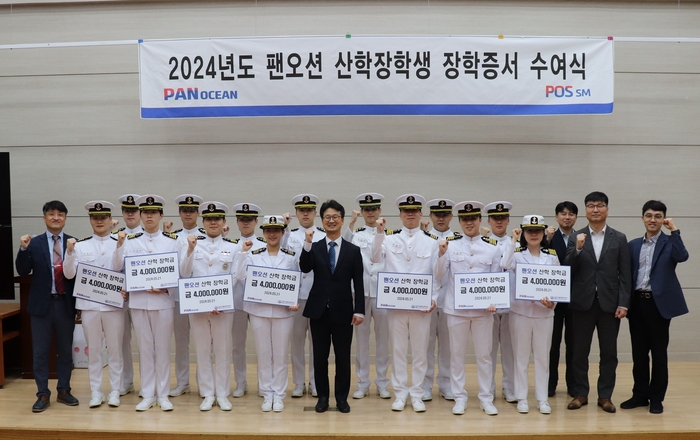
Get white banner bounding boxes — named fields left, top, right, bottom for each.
left=178, top=274, right=234, bottom=314
left=515, top=263, right=570, bottom=303
left=139, top=35, right=614, bottom=118
left=243, top=265, right=300, bottom=307
left=124, top=252, right=180, bottom=291
left=376, top=272, right=432, bottom=311
left=453, top=272, right=510, bottom=310
left=74, top=263, right=124, bottom=309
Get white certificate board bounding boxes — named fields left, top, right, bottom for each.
left=74, top=263, right=125, bottom=308
left=124, top=252, right=180, bottom=291
left=178, top=274, right=234, bottom=314
left=453, top=272, right=510, bottom=310
left=376, top=272, right=433, bottom=311
left=243, top=265, right=301, bottom=307
left=515, top=263, right=570, bottom=302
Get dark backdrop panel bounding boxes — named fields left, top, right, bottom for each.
left=0, top=152, right=13, bottom=299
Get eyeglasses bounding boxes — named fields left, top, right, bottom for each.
left=643, top=213, right=664, bottom=220
left=585, top=204, right=607, bottom=210
left=323, top=215, right=342, bottom=222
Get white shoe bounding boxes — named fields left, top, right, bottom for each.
left=120, top=383, right=134, bottom=396
left=537, top=401, right=552, bottom=414
left=217, top=397, right=232, bottom=411
left=158, top=397, right=174, bottom=411
left=517, top=399, right=529, bottom=413
left=261, top=399, right=273, bottom=412
left=232, top=381, right=248, bottom=398
left=352, top=389, right=369, bottom=399
left=310, top=385, right=318, bottom=397
left=391, top=398, right=406, bottom=411
left=257, top=389, right=264, bottom=398
left=199, top=396, right=215, bottom=411
left=503, top=388, right=517, bottom=403
left=138, top=389, right=143, bottom=398
left=439, top=389, right=455, bottom=401
left=411, top=397, right=427, bottom=412
left=291, top=384, right=305, bottom=398
left=89, top=391, right=105, bottom=408
left=421, top=390, right=433, bottom=401
left=273, top=398, right=284, bottom=412
left=107, top=390, right=120, bottom=407
left=452, top=400, right=466, bottom=415
left=169, top=385, right=191, bottom=397
left=480, top=402, right=498, bottom=415
left=378, top=388, right=392, bottom=399
left=135, top=397, right=156, bottom=411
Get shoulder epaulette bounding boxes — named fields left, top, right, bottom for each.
left=111, top=227, right=125, bottom=234
left=424, top=231, right=439, bottom=240
left=196, top=236, right=206, bottom=240
left=223, top=237, right=239, bottom=244
left=171, top=228, right=183, bottom=234
left=355, top=227, right=366, bottom=233
left=291, top=228, right=299, bottom=232
left=453, top=232, right=463, bottom=238
left=543, top=248, right=556, bottom=255
left=252, top=247, right=266, bottom=255
left=516, top=246, right=526, bottom=252
left=482, top=236, right=498, bottom=246
left=281, top=248, right=296, bottom=256
left=198, top=227, right=206, bottom=234
left=256, top=237, right=267, bottom=243
left=162, top=232, right=178, bottom=240
left=77, top=236, right=92, bottom=242
left=110, top=236, right=118, bottom=241
left=316, top=226, right=325, bottom=233
left=127, top=232, right=143, bottom=240
left=446, top=234, right=463, bottom=241
left=386, top=229, right=401, bottom=235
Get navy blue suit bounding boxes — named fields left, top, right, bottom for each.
left=548, top=229, right=575, bottom=395
left=628, top=230, right=688, bottom=403
left=16, top=232, right=76, bottom=398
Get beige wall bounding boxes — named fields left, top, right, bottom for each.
left=1, top=1, right=699, bottom=362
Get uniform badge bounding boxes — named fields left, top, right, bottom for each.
left=186, top=196, right=194, bottom=204
left=126, top=195, right=134, bottom=204
left=439, top=200, right=446, bottom=208
left=208, top=203, right=216, bottom=212
left=146, top=197, right=154, bottom=205
left=496, top=203, right=504, bottom=212
left=302, top=196, right=310, bottom=204
left=365, top=195, right=373, bottom=202
left=95, top=203, right=103, bottom=211
left=466, top=204, right=473, bottom=212
left=407, top=196, right=415, bottom=204
left=530, top=216, right=538, bottom=225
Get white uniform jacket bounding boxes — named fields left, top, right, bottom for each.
left=64, top=234, right=121, bottom=312
left=500, top=241, right=558, bottom=318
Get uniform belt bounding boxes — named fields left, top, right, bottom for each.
left=635, top=290, right=652, bottom=299
left=51, top=294, right=65, bottom=300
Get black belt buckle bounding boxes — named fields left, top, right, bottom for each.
left=51, top=294, right=65, bottom=300
left=636, top=290, right=652, bottom=299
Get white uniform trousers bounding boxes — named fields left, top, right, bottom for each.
left=81, top=310, right=124, bottom=393
left=231, top=309, right=249, bottom=386
left=173, top=304, right=191, bottom=387
left=121, top=308, right=134, bottom=390
left=423, top=307, right=451, bottom=393
left=490, top=312, right=515, bottom=395
left=509, top=313, right=553, bottom=403
left=131, top=309, right=174, bottom=399
left=250, top=315, right=294, bottom=400
left=388, top=310, right=431, bottom=400
left=291, top=299, right=315, bottom=388
left=191, top=312, right=233, bottom=398
left=354, top=296, right=390, bottom=391
left=448, top=313, right=494, bottom=405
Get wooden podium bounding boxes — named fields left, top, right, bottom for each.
left=16, top=275, right=59, bottom=380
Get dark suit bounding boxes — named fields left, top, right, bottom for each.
left=301, top=238, right=364, bottom=403
left=15, top=232, right=76, bottom=398
left=564, top=225, right=631, bottom=399
left=628, top=230, right=688, bottom=403
left=548, top=228, right=575, bottom=395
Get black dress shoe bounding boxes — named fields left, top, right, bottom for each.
left=315, top=397, right=329, bottom=413
left=548, top=389, right=556, bottom=398
left=649, top=401, right=664, bottom=414
left=32, top=395, right=50, bottom=413
left=620, top=397, right=649, bottom=409
left=336, top=400, right=351, bottom=413
left=57, top=391, right=79, bottom=406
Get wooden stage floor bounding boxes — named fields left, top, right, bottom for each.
left=1, top=362, right=699, bottom=440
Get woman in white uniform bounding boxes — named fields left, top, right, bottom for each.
left=235, top=215, right=299, bottom=412
left=500, top=215, right=557, bottom=415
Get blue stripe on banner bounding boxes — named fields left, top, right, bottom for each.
left=141, top=103, right=614, bottom=118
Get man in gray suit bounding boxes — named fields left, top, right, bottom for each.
left=564, top=191, right=631, bottom=413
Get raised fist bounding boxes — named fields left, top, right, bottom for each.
left=111, top=219, right=119, bottom=229
left=305, top=228, right=315, bottom=243
left=576, top=233, right=587, bottom=250
left=420, top=220, right=430, bottom=232
left=187, top=234, right=197, bottom=252
left=117, top=231, right=127, bottom=247
left=512, top=228, right=522, bottom=242
left=376, top=218, right=386, bottom=234
left=438, top=239, right=448, bottom=257
left=480, top=227, right=491, bottom=237
left=242, top=240, right=253, bottom=252
left=66, top=238, right=77, bottom=254
left=20, top=234, right=32, bottom=249
left=163, top=221, right=174, bottom=233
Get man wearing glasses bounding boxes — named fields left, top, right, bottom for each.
left=565, top=191, right=631, bottom=414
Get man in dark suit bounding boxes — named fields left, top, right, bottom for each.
left=564, top=191, right=631, bottom=413
left=621, top=200, right=688, bottom=414
left=15, top=200, right=78, bottom=412
left=301, top=199, right=365, bottom=414
left=546, top=201, right=578, bottom=398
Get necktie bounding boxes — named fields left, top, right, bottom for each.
left=52, top=235, right=65, bottom=294
left=329, top=241, right=336, bottom=274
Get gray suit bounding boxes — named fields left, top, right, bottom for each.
left=564, top=225, right=631, bottom=399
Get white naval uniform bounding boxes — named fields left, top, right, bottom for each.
left=489, top=234, right=515, bottom=397
left=371, top=227, right=439, bottom=401
left=500, top=242, right=558, bottom=403
left=231, top=235, right=266, bottom=389
left=286, top=226, right=325, bottom=390
left=171, top=227, right=202, bottom=389
left=342, top=226, right=389, bottom=393
left=234, top=247, right=298, bottom=401
left=434, top=234, right=501, bottom=406
left=64, top=234, right=124, bottom=395
left=111, top=225, right=142, bottom=392
left=113, top=230, right=181, bottom=400
left=180, top=235, right=242, bottom=399
left=423, top=228, right=455, bottom=395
